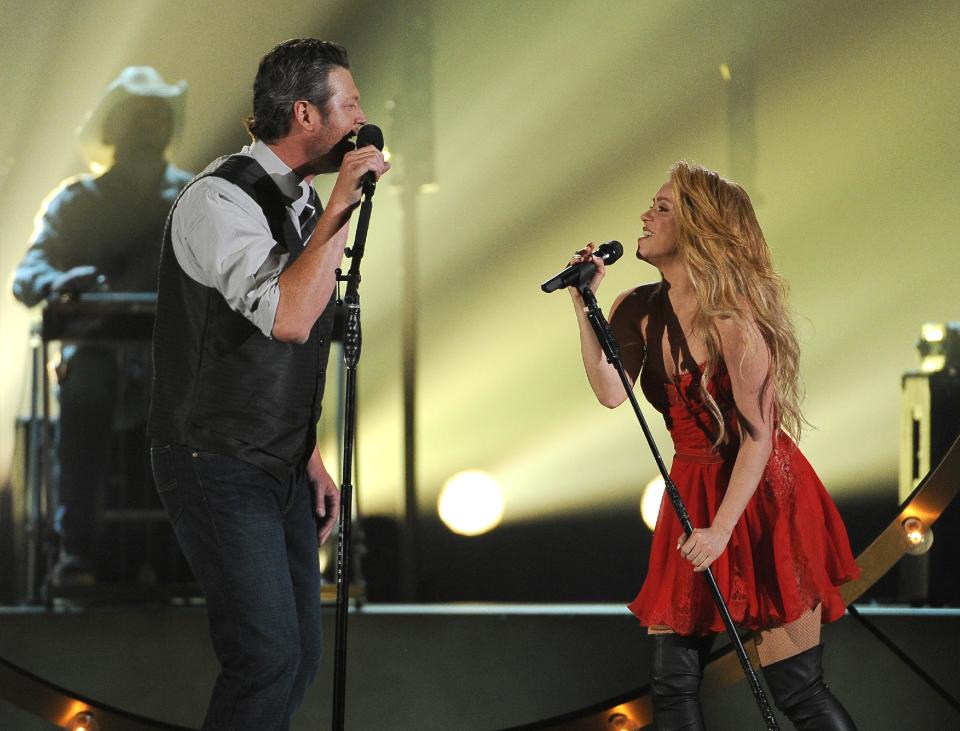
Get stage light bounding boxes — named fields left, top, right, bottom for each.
left=438, top=470, right=505, bottom=536
left=607, top=711, right=642, bottom=730
left=640, top=475, right=665, bottom=531
left=66, top=711, right=100, bottom=731
left=917, top=322, right=959, bottom=373
left=902, top=516, right=934, bottom=556
left=920, top=354, right=946, bottom=374
left=920, top=323, right=945, bottom=343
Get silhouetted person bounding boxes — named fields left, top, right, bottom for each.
left=12, top=67, right=192, bottom=585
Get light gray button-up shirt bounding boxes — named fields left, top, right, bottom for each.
left=171, top=140, right=314, bottom=338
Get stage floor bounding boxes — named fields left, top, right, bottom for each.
left=1, top=603, right=957, bottom=730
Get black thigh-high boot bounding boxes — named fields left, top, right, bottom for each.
left=762, top=645, right=857, bottom=730
left=648, top=634, right=710, bottom=731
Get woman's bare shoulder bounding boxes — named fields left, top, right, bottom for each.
left=611, top=281, right=661, bottom=318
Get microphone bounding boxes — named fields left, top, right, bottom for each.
left=540, top=240, right=623, bottom=293
left=355, top=124, right=384, bottom=195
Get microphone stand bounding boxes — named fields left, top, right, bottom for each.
left=577, top=283, right=780, bottom=731
left=331, top=177, right=375, bottom=731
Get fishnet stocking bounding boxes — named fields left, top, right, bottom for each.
left=647, top=603, right=822, bottom=664
left=756, top=604, right=822, bottom=666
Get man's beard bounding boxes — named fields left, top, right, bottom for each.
left=311, top=133, right=356, bottom=175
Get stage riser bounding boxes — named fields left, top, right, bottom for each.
left=0, top=608, right=956, bottom=729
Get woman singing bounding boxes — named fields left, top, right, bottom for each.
left=568, top=161, right=859, bottom=730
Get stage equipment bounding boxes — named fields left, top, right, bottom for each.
left=540, top=241, right=623, bottom=293
left=559, top=281, right=780, bottom=730
left=899, top=321, right=960, bottom=604
left=36, top=292, right=159, bottom=596
left=393, top=0, right=437, bottom=601
left=21, top=292, right=193, bottom=605
left=606, top=711, right=642, bottom=730
left=67, top=711, right=100, bottom=731
left=902, top=516, right=934, bottom=556
left=437, top=470, right=505, bottom=536
left=332, top=123, right=383, bottom=731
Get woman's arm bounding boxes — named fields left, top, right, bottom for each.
left=567, top=243, right=637, bottom=408
left=679, top=316, right=775, bottom=572
left=572, top=286, right=633, bottom=408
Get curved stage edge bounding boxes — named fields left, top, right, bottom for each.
left=1, top=436, right=958, bottom=730
left=1, top=604, right=958, bottom=730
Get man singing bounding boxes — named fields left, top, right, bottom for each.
left=148, top=39, right=389, bottom=729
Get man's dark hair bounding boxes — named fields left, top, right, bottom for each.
left=245, top=39, right=350, bottom=143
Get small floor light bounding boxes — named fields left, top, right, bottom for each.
left=66, top=711, right=100, bottom=731
left=607, top=711, right=642, bottom=730
left=902, top=516, right=934, bottom=556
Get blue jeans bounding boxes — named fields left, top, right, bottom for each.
left=150, top=444, right=322, bottom=731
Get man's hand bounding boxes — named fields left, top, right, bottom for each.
left=307, top=446, right=340, bottom=545
left=49, top=265, right=104, bottom=299
left=327, top=145, right=390, bottom=211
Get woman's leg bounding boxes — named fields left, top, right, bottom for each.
left=758, top=605, right=857, bottom=730
left=647, top=627, right=713, bottom=731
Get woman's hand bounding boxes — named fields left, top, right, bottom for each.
left=566, top=242, right=607, bottom=301
left=677, top=525, right=732, bottom=573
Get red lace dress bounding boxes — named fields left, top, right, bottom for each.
left=627, top=367, right=861, bottom=636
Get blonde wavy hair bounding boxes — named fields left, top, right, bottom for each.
left=669, top=160, right=805, bottom=443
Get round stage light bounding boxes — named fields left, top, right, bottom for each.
left=438, top=470, right=505, bottom=536
left=607, top=712, right=642, bottom=730
left=67, top=711, right=100, bottom=731
left=916, top=321, right=960, bottom=373
left=902, top=516, right=934, bottom=556
left=640, top=475, right=665, bottom=532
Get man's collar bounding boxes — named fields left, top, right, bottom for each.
left=248, top=139, right=310, bottom=207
